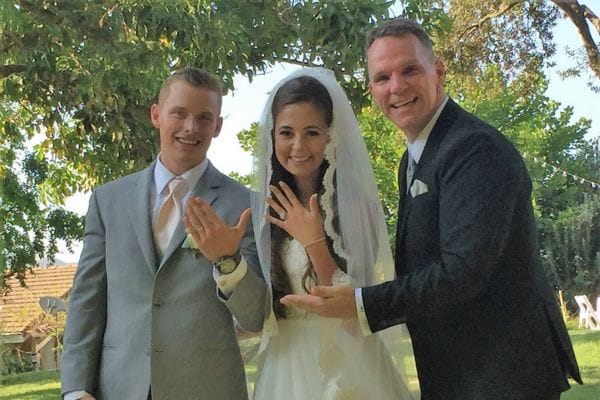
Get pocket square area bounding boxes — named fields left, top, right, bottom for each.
left=410, top=179, right=429, bottom=198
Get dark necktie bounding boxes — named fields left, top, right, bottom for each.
left=406, top=154, right=416, bottom=193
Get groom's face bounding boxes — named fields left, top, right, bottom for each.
left=151, top=80, right=223, bottom=175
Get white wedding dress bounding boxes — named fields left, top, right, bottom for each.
left=252, top=238, right=413, bottom=400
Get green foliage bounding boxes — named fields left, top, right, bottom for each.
left=358, top=106, right=405, bottom=243
left=1, top=0, right=598, bottom=290
left=0, top=348, right=34, bottom=376
left=439, top=0, right=560, bottom=91
left=1, top=0, right=400, bottom=284
left=0, top=160, right=84, bottom=287
left=542, top=194, right=600, bottom=307
left=232, top=122, right=260, bottom=188
left=237, top=123, right=260, bottom=154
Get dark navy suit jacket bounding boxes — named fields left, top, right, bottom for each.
left=363, top=99, right=581, bottom=399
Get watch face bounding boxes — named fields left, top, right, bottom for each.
left=218, top=258, right=238, bottom=274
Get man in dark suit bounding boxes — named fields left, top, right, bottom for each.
left=282, top=18, right=581, bottom=399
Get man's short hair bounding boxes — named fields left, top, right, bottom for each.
left=364, top=18, right=434, bottom=55
left=158, top=67, right=223, bottom=110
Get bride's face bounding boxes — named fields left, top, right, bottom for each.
left=273, top=101, right=330, bottom=185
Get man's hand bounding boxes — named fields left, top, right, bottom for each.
left=280, top=285, right=357, bottom=319
left=183, top=197, right=251, bottom=262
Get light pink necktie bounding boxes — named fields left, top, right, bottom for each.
left=154, top=177, right=186, bottom=256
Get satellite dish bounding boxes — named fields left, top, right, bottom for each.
left=39, top=296, right=67, bottom=314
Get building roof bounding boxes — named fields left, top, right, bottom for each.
left=0, top=265, right=77, bottom=335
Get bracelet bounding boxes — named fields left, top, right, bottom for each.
left=303, top=236, right=325, bottom=250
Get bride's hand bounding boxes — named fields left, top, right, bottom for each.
left=267, top=182, right=324, bottom=246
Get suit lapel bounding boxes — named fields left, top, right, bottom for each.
left=395, top=99, right=460, bottom=267
left=416, top=98, right=459, bottom=169
left=158, top=161, right=221, bottom=270
left=129, top=163, right=158, bottom=274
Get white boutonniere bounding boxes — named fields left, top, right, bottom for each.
left=182, top=234, right=203, bottom=258
left=182, top=234, right=198, bottom=249
left=410, top=179, right=429, bottom=198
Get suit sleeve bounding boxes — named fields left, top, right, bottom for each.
left=61, top=190, right=107, bottom=396
left=363, top=131, right=525, bottom=332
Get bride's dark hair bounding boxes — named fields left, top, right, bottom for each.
left=269, top=76, right=346, bottom=319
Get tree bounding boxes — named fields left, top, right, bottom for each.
left=358, top=106, right=405, bottom=244
left=2, top=0, right=598, bottom=288
left=438, top=0, right=600, bottom=91
left=552, top=0, right=600, bottom=84
left=542, top=193, right=600, bottom=307
left=0, top=0, right=403, bottom=285
left=1, top=0, right=456, bottom=286
left=538, top=138, right=600, bottom=304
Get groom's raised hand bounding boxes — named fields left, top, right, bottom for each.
left=183, top=197, right=251, bottom=262
left=280, top=285, right=357, bottom=319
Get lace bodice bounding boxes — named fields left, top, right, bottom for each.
left=280, top=238, right=311, bottom=295
left=280, top=238, right=351, bottom=318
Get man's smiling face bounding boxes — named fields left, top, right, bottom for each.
left=368, top=34, right=445, bottom=141
left=151, top=79, right=222, bottom=175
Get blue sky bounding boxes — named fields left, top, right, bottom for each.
left=544, top=19, right=599, bottom=140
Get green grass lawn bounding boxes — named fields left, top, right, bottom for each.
left=0, top=369, right=60, bottom=400
left=1, top=330, right=599, bottom=399
left=562, top=330, right=600, bottom=400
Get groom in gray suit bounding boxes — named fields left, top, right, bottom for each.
left=61, top=67, right=267, bottom=400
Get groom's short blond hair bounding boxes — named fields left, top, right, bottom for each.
left=158, top=67, right=223, bottom=111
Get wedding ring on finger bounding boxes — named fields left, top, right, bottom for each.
left=193, top=224, right=203, bottom=232
left=279, top=210, right=287, bottom=221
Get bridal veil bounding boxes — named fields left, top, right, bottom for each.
left=248, top=66, right=419, bottom=398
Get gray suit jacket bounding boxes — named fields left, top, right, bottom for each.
left=61, top=161, right=267, bottom=400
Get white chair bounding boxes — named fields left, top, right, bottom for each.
left=574, top=295, right=600, bottom=330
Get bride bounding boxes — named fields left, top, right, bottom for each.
left=249, top=67, right=417, bottom=400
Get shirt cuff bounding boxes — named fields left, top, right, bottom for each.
left=355, top=287, right=373, bottom=336
left=64, top=390, right=91, bottom=400
left=213, top=257, right=248, bottom=296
